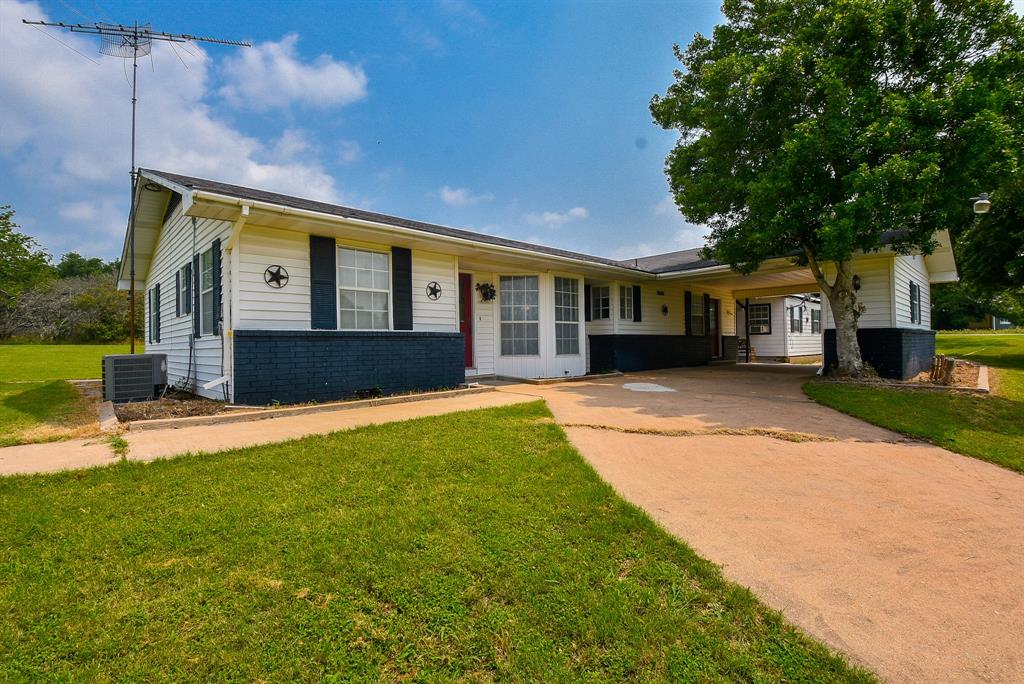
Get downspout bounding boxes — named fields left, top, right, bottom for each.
left=223, top=205, right=250, bottom=404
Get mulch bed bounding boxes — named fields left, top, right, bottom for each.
left=113, top=390, right=228, bottom=422
left=822, top=357, right=983, bottom=391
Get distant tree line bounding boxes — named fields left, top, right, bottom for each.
left=0, top=205, right=142, bottom=343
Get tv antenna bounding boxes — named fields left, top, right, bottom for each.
left=22, top=19, right=250, bottom=353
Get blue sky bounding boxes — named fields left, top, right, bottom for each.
left=3, top=1, right=718, bottom=260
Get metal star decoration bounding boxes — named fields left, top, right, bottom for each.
left=264, top=265, right=289, bottom=288
left=426, top=281, right=442, bottom=300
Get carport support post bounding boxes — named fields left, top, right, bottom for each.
left=744, top=298, right=751, bottom=363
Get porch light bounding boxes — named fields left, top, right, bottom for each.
left=852, top=274, right=862, bottom=291
left=143, top=182, right=162, bottom=192
left=972, top=192, right=991, bottom=214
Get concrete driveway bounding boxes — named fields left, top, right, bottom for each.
left=497, top=365, right=1024, bottom=683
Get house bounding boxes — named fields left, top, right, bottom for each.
left=118, top=170, right=958, bottom=404
left=736, top=294, right=822, bottom=362
left=967, top=314, right=1016, bottom=330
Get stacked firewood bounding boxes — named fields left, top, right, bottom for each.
left=930, top=355, right=957, bottom=385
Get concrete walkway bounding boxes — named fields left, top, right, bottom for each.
left=0, top=390, right=532, bottom=475
left=492, top=365, right=1024, bottom=684
left=2, top=364, right=1021, bottom=682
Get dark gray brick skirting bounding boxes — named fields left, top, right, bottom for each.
left=588, top=334, right=713, bottom=373
left=233, top=329, right=465, bottom=405
left=823, top=328, right=936, bottom=379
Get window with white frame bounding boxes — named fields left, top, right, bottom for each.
left=338, top=247, right=390, bottom=330
left=790, top=305, right=803, bottom=333
left=690, top=296, right=705, bottom=336
left=178, top=262, right=192, bottom=316
left=619, top=285, right=633, bottom=320
left=910, top=282, right=921, bottom=324
left=555, top=277, right=580, bottom=355
left=591, top=285, right=610, bottom=320
left=811, top=308, right=821, bottom=334
left=748, top=303, right=771, bottom=334
left=500, top=275, right=539, bottom=355
left=200, top=247, right=215, bottom=335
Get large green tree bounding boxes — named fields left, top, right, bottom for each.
left=652, top=0, right=1023, bottom=374
left=0, top=205, right=52, bottom=308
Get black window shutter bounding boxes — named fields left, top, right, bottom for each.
left=192, top=254, right=201, bottom=338
left=309, top=235, right=337, bottom=329
left=184, top=262, right=192, bottom=314
left=684, top=291, right=692, bottom=335
left=212, top=238, right=222, bottom=336
left=584, top=284, right=592, bottom=322
left=632, top=285, right=642, bottom=322
left=703, top=293, right=711, bottom=337
left=154, top=282, right=161, bottom=343
left=175, top=270, right=181, bottom=317
left=391, top=246, right=413, bottom=330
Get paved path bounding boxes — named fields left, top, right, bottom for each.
left=0, top=391, right=532, bottom=475
left=492, top=366, right=1024, bottom=683
left=3, top=364, right=1021, bottom=681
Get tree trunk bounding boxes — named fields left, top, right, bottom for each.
left=803, top=248, right=866, bottom=376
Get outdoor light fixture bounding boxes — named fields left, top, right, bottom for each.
left=852, top=274, right=862, bottom=291
left=972, top=192, right=992, bottom=214
left=143, top=182, right=162, bottom=192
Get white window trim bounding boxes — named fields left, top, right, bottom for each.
left=200, top=246, right=216, bottom=336
left=591, top=285, right=610, bottom=320
left=618, top=285, right=633, bottom=321
left=748, top=303, right=771, bottom=335
left=499, top=274, right=541, bottom=357
left=337, top=244, right=392, bottom=331
left=554, top=276, right=581, bottom=356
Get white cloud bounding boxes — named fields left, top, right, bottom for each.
left=604, top=193, right=707, bottom=259
left=338, top=139, right=362, bottom=164
left=524, top=206, right=589, bottom=226
left=0, top=1, right=352, bottom=256
left=437, top=185, right=494, bottom=206
left=219, top=33, right=367, bottom=111
left=58, top=201, right=100, bottom=222
left=438, top=0, right=485, bottom=25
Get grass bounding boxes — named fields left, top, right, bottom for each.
left=0, top=402, right=871, bottom=682
left=0, top=342, right=133, bottom=382
left=0, top=380, right=96, bottom=447
left=805, top=333, right=1024, bottom=474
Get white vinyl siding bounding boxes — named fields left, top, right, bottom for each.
left=412, top=250, right=458, bottom=333
left=822, top=257, right=892, bottom=329
left=338, top=247, right=389, bottom=330
left=893, top=254, right=931, bottom=329
left=554, top=276, right=580, bottom=355
left=236, top=226, right=311, bottom=329
left=500, top=276, right=540, bottom=356
left=143, top=201, right=231, bottom=399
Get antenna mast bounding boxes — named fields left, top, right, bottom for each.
left=22, top=19, right=250, bottom=354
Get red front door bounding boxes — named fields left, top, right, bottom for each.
left=459, top=273, right=473, bottom=367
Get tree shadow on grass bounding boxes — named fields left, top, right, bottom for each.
left=1, top=380, right=84, bottom=426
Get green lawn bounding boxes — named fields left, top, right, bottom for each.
left=0, top=380, right=96, bottom=447
left=0, top=343, right=133, bottom=382
left=805, top=333, right=1024, bottom=474
left=0, top=402, right=871, bottom=682
left=0, top=344, right=125, bottom=446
